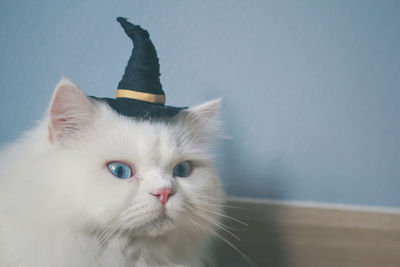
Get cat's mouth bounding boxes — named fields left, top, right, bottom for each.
left=125, top=217, right=173, bottom=238
left=149, top=208, right=172, bottom=224
left=126, top=208, right=175, bottom=237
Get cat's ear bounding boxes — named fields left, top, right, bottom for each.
left=189, top=98, right=221, bottom=121
left=184, top=98, right=221, bottom=133
left=189, top=98, right=221, bottom=123
left=48, top=79, right=94, bottom=144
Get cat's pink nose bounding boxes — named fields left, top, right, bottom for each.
left=150, top=188, right=172, bottom=205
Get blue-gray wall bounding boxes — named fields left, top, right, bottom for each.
left=1, top=1, right=399, bottom=207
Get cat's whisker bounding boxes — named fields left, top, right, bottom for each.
left=194, top=205, right=248, bottom=227
left=91, top=219, right=126, bottom=259
left=194, top=197, right=248, bottom=210
left=194, top=210, right=242, bottom=241
left=120, top=203, right=148, bottom=218
left=91, top=227, right=115, bottom=256
left=184, top=203, right=242, bottom=241
left=119, top=206, right=159, bottom=223
left=212, top=229, right=253, bottom=265
left=194, top=195, right=224, bottom=200
left=98, top=223, right=120, bottom=245
left=186, top=198, right=248, bottom=231
left=120, top=227, right=132, bottom=246
left=187, top=217, right=252, bottom=265
left=88, top=221, right=114, bottom=254
left=201, top=202, right=245, bottom=209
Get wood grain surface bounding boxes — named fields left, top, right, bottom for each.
left=214, top=198, right=400, bottom=267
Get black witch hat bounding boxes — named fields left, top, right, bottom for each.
left=90, top=17, right=186, bottom=118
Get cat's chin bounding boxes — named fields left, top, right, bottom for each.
left=131, top=216, right=175, bottom=237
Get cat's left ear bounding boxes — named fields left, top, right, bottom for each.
left=48, top=79, right=95, bottom=144
left=184, top=98, right=221, bottom=133
left=189, top=98, right=221, bottom=122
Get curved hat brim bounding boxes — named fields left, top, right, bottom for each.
left=89, top=96, right=187, bottom=118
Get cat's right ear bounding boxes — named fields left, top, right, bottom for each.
left=48, top=79, right=94, bottom=144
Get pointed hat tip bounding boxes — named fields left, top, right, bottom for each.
left=116, top=17, right=128, bottom=24
left=116, top=17, right=136, bottom=28
left=116, top=17, right=149, bottom=39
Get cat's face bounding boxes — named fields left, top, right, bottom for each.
left=47, top=79, right=223, bottom=238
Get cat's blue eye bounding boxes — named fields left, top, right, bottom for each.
left=173, top=161, right=192, bottom=178
left=107, top=162, right=132, bottom=179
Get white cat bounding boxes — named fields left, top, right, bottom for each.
left=0, top=79, right=224, bottom=267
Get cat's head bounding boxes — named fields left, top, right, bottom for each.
left=45, top=79, right=223, bottom=238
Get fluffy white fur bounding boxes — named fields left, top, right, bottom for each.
left=0, top=79, right=224, bottom=267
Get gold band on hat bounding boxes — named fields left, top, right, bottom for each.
left=116, top=89, right=166, bottom=104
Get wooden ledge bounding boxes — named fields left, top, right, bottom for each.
left=214, top=197, right=400, bottom=267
